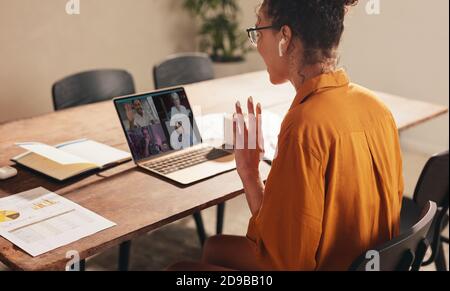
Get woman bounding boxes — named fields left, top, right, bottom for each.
left=172, top=0, right=404, bottom=271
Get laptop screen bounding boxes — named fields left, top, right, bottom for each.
left=115, top=88, right=202, bottom=162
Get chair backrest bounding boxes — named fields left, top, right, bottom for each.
left=153, top=52, right=214, bottom=89
left=349, top=201, right=437, bottom=271
left=414, top=151, right=449, bottom=211
left=52, top=69, right=135, bottom=111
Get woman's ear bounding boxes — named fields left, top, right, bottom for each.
left=280, top=25, right=292, bottom=40
left=279, top=25, right=292, bottom=57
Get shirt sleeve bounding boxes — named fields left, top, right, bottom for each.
left=247, top=133, right=325, bottom=271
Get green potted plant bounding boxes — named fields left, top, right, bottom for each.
left=184, top=0, right=251, bottom=63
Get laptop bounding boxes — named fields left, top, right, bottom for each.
left=114, top=87, right=236, bottom=185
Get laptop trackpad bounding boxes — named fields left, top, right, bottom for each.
left=166, top=155, right=236, bottom=185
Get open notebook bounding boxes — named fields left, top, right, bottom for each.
left=12, top=139, right=132, bottom=181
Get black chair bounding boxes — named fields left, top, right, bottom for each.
left=400, top=151, right=449, bottom=271
left=52, top=69, right=136, bottom=271
left=350, top=201, right=437, bottom=271
left=52, top=69, right=135, bottom=110
left=153, top=52, right=214, bottom=89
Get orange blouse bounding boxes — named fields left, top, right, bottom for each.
left=247, top=69, right=404, bottom=271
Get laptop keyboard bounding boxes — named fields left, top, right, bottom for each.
left=143, top=147, right=231, bottom=175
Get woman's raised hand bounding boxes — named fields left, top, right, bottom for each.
left=234, top=97, right=265, bottom=181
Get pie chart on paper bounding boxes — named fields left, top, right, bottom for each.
left=0, top=210, right=20, bottom=223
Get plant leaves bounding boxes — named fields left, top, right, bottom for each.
left=183, top=0, right=249, bottom=61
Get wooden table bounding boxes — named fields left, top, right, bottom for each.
left=0, top=71, right=447, bottom=270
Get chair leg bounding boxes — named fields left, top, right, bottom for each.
left=118, top=241, right=132, bottom=271
left=216, top=202, right=226, bottom=235
left=193, top=212, right=207, bottom=246
left=435, top=243, right=448, bottom=271
left=79, top=259, right=86, bottom=271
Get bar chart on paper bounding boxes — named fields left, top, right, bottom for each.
left=0, top=187, right=116, bottom=257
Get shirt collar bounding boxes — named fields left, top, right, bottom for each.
left=290, top=69, right=350, bottom=111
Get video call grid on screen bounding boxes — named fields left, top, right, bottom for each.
left=115, top=88, right=202, bottom=162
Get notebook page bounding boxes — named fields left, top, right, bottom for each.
left=16, top=143, right=93, bottom=165
left=57, top=139, right=131, bottom=168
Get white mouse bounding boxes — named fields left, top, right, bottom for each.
left=0, top=166, right=18, bottom=180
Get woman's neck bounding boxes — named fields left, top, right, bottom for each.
left=290, top=62, right=336, bottom=98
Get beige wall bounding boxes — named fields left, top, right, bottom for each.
left=0, top=0, right=263, bottom=125
left=0, top=0, right=199, bottom=123
left=340, top=0, right=449, bottom=154
left=1, top=0, right=448, bottom=153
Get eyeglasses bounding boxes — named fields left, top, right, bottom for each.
left=246, top=25, right=276, bottom=47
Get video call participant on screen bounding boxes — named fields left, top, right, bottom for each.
left=141, top=127, right=163, bottom=157
left=170, top=92, right=190, bottom=120
left=125, top=99, right=158, bottom=130
left=169, top=92, right=197, bottom=147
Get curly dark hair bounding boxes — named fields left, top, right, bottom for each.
left=262, top=0, right=358, bottom=65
